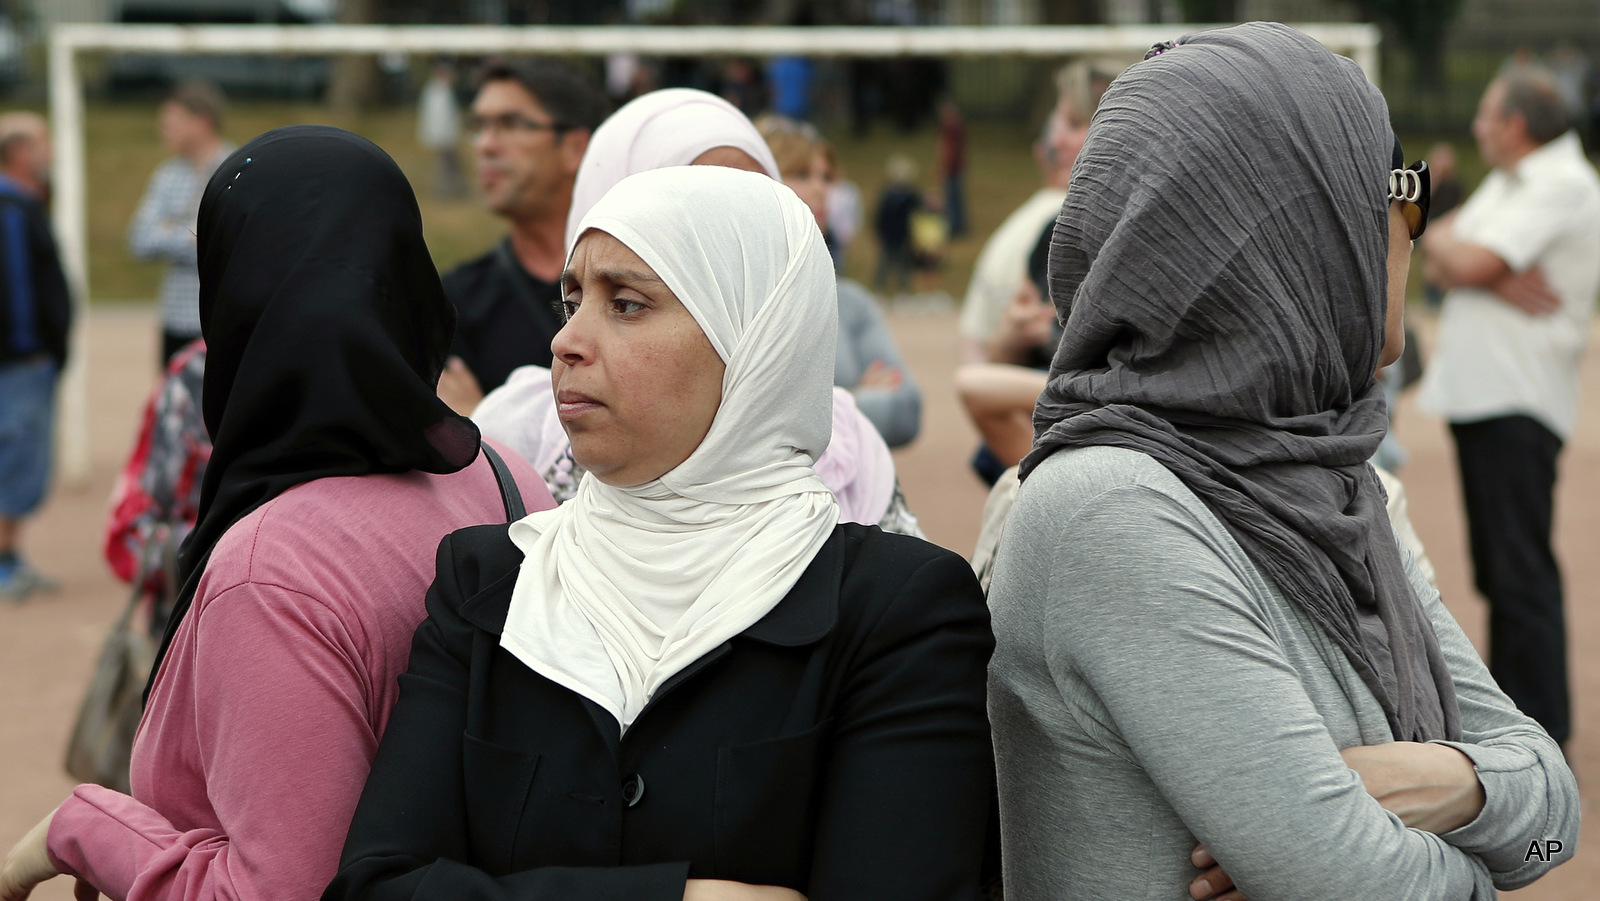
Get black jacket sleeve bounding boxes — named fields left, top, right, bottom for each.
left=322, top=532, right=691, bottom=901
left=805, top=543, right=995, bottom=899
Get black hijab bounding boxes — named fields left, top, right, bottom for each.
left=1023, top=23, right=1461, bottom=742
left=149, top=125, right=480, bottom=692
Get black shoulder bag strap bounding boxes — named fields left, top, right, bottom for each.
left=480, top=441, right=526, bottom=522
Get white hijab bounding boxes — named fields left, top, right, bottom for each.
left=502, top=166, right=840, bottom=731
left=474, top=368, right=897, bottom=524
left=564, top=88, right=781, bottom=252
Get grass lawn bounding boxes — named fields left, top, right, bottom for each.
left=79, top=98, right=1500, bottom=308
left=87, top=101, right=517, bottom=302
left=82, top=101, right=1042, bottom=306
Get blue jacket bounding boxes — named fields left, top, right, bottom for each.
left=0, top=175, right=71, bottom=367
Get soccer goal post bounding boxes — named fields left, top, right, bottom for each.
left=46, top=21, right=1379, bottom=483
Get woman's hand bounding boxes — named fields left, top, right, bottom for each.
left=684, top=878, right=806, bottom=901
left=0, top=809, right=59, bottom=901
left=1189, top=844, right=1245, bottom=901
left=1341, top=741, right=1485, bottom=834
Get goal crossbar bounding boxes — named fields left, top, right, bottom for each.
left=51, top=22, right=1379, bottom=59
left=46, top=22, right=1379, bottom=482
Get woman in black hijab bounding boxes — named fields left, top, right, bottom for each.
left=0, top=126, right=551, bottom=901
left=985, top=23, right=1577, bottom=901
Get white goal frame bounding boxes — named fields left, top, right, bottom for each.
left=47, top=22, right=1379, bottom=482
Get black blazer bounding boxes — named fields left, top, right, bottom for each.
left=325, top=522, right=995, bottom=901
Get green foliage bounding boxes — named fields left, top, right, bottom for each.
left=84, top=100, right=1475, bottom=308
left=86, top=103, right=1041, bottom=304
left=1355, top=0, right=1467, bottom=89
left=1176, top=0, right=1236, bottom=23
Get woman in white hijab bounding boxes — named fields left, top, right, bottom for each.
left=326, top=166, right=994, bottom=901
left=475, top=86, right=922, bottom=535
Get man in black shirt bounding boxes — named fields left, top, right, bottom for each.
left=437, top=60, right=608, bottom=414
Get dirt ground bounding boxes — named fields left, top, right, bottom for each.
left=2, top=302, right=1597, bottom=898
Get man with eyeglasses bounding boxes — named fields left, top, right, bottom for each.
left=436, top=59, right=608, bottom=415
left=1418, top=65, right=1600, bottom=749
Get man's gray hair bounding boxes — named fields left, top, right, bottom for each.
left=1498, top=66, right=1570, bottom=145
left=1053, top=57, right=1125, bottom=128
left=0, top=112, right=43, bottom=166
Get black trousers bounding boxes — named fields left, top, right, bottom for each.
left=1451, top=415, right=1568, bottom=743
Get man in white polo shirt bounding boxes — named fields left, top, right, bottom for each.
left=958, top=58, right=1118, bottom=367
left=1419, top=66, right=1600, bottom=746
left=958, top=107, right=1077, bottom=367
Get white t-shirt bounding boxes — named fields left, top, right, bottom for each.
left=415, top=78, right=460, bottom=150
left=1418, top=131, right=1600, bottom=439
left=958, top=187, right=1067, bottom=341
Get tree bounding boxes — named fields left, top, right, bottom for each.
left=1039, top=0, right=1102, bottom=24
left=1353, top=0, right=1464, bottom=90
left=1177, top=0, right=1236, bottom=22
left=326, top=0, right=385, bottom=113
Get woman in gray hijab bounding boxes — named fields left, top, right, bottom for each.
left=985, top=23, right=1577, bottom=901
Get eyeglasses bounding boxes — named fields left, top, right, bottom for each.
left=466, top=113, right=571, bottom=140
left=1388, top=160, right=1430, bottom=240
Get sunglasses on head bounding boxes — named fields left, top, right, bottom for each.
left=1388, top=160, right=1430, bottom=241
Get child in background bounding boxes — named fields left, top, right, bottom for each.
left=874, top=154, right=921, bottom=294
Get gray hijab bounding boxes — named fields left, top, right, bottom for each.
left=1021, top=22, right=1461, bottom=742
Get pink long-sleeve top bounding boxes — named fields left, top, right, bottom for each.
left=48, top=442, right=553, bottom=901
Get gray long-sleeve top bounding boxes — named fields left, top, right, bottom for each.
left=987, top=445, right=1578, bottom=901
left=127, top=145, right=234, bottom=336
left=835, top=279, right=920, bottom=448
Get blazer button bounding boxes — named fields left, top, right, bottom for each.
left=623, top=774, right=645, bottom=808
